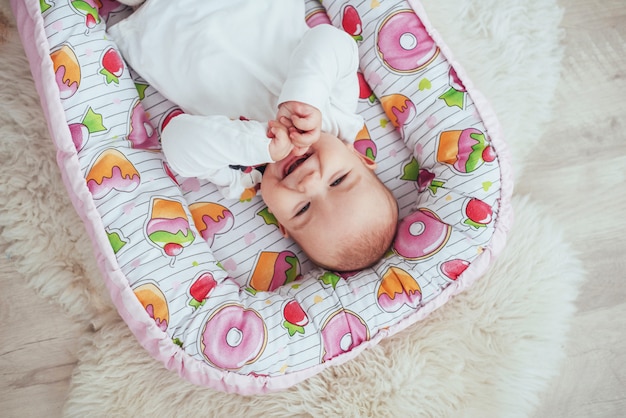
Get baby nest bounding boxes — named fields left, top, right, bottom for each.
left=12, top=0, right=513, bottom=394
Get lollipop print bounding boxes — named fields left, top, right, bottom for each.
left=145, top=197, right=195, bottom=265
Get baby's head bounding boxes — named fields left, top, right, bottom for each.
left=261, top=132, right=398, bottom=272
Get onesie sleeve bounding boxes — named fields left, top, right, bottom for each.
left=278, top=24, right=363, bottom=143
left=161, top=114, right=272, bottom=198
left=278, top=24, right=360, bottom=112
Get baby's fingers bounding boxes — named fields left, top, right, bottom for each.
left=290, top=113, right=318, bottom=132
left=268, top=120, right=294, bottom=161
left=289, top=126, right=320, bottom=149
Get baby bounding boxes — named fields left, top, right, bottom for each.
left=109, top=0, right=398, bottom=271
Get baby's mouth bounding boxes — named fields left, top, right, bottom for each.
left=284, top=154, right=311, bottom=178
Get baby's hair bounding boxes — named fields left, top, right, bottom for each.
left=312, top=188, right=399, bottom=272
left=334, top=211, right=398, bottom=272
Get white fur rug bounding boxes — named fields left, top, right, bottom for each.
left=0, top=0, right=585, bottom=416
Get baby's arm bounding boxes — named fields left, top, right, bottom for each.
left=161, top=114, right=277, bottom=179
left=278, top=24, right=360, bottom=138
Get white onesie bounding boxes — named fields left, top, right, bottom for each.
left=108, top=0, right=363, bottom=199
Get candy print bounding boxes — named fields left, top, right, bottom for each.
left=377, top=266, right=422, bottom=312
left=68, top=106, right=106, bottom=152
left=200, top=304, right=267, bottom=370
left=128, top=99, right=159, bottom=149
left=401, top=157, right=445, bottom=194
left=85, top=148, right=140, bottom=199
left=437, top=128, right=495, bottom=174
left=393, top=208, right=451, bottom=260
left=463, top=198, right=493, bottom=229
left=99, top=47, right=124, bottom=85
left=145, top=197, right=195, bottom=264
left=282, top=300, right=309, bottom=337
left=376, top=10, right=439, bottom=73
left=188, top=272, right=217, bottom=309
left=320, top=309, right=369, bottom=362
left=50, top=44, right=80, bottom=99
left=247, top=251, right=301, bottom=294
left=439, top=67, right=467, bottom=109
left=342, top=5, right=363, bottom=41
left=133, top=282, right=169, bottom=332
left=188, top=202, right=235, bottom=246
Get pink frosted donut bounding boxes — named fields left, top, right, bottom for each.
left=201, top=304, right=267, bottom=370
left=320, top=310, right=368, bottom=362
left=376, top=10, right=439, bottom=73
left=306, top=9, right=331, bottom=27
left=393, top=208, right=451, bottom=260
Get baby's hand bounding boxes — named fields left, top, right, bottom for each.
left=276, top=101, right=322, bottom=152
left=267, top=120, right=293, bottom=162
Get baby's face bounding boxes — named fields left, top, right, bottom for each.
left=261, top=132, right=392, bottom=266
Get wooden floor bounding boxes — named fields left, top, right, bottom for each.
left=1, top=1, right=625, bottom=417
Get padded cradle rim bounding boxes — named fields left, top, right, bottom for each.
left=11, top=0, right=514, bottom=394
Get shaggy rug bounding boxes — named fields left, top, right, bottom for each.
left=0, top=0, right=584, bottom=416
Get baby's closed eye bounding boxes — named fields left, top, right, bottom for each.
left=296, top=202, right=310, bottom=217
left=331, top=173, right=348, bottom=187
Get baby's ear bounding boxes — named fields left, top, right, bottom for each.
left=350, top=144, right=377, bottom=170
left=278, top=223, right=290, bottom=238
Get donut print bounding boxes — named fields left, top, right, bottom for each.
left=376, top=9, right=439, bottom=73
left=200, top=304, right=267, bottom=370
left=320, top=309, right=369, bottom=362
left=306, top=8, right=332, bottom=27
left=393, top=208, right=452, bottom=260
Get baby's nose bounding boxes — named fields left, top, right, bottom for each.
left=297, top=171, right=322, bottom=194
